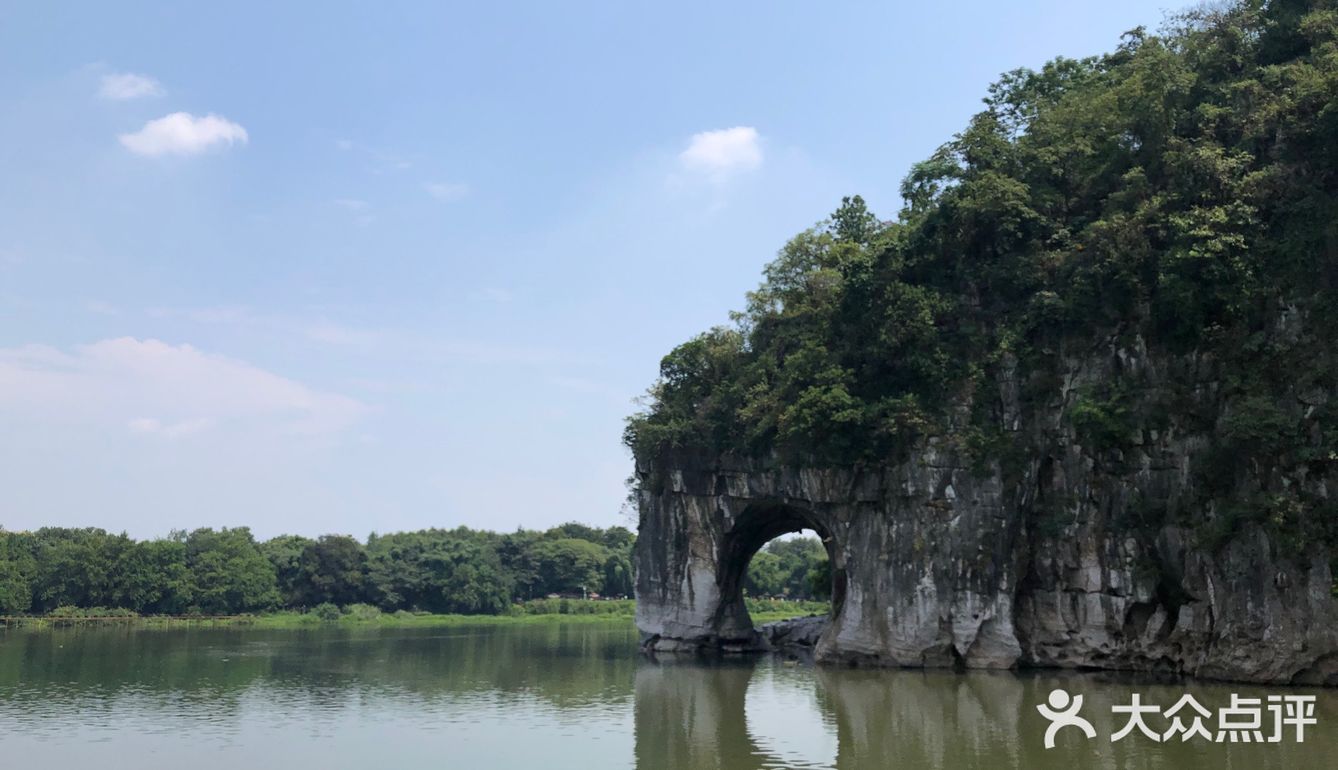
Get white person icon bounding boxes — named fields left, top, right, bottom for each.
left=1037, top=688, right=1098, bottom=749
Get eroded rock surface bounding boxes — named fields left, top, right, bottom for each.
left=633, top=339, right=1338, bottom=685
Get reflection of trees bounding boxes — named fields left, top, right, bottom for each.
left=0, top=623, right=640, bottom=721
left=6, top=627, right=1335, bottom=770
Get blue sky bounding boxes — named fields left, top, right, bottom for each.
left=0, top=1, right=1176, bottom=539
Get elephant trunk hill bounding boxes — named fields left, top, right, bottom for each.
left=628, top=1, right=1338, bottom=685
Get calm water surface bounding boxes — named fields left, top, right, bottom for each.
left=0, top=622, right=1332, bottom=769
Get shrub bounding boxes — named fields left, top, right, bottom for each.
left=343, top=603, right=382, bottom=622
left=513, top=598, right=634, bottom=616
left=1069, top=386, right=1136, bottom=451
left=312, top=602, right=341, bottom=622
left=46, top=606, right=139, bottom=618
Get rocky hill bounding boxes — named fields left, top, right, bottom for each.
left=628, top=1, right=1338, bottom=684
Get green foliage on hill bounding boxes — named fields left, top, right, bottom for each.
left=625, top=1, right=1338, bottom=552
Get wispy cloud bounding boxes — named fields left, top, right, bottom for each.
left=99, top=72, right=164, bottom=100
left=302, top=320, right=380, bottom=347
left=333, top=198, right=374, bottom=226
left=146, top=305, right=254, bottom=325
left=334, top=139, right=414, bottom=173
left=0, top=338, right=367, bottom=436
left=678, top=126, right=763, bottom=181
left=423, top=181, right=469, bottom=202
left=119, top=112, right=248, bottom=157
left=145, top=304, right=593, bottom=367
left=127, top=416, right=215, bottom=439
left=149, top=306, right=381, bottom=348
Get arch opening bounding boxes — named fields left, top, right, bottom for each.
left=716, top=503, right=847, bottom=645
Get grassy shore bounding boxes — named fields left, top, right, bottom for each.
left=0, top=598, right=829, bottom=631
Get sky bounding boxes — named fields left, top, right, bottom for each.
left=0, top=1, right=1178, bottom=540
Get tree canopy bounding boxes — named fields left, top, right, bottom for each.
left=625, top=1, right=1338, bottom=554
left=0, top=523, right=636, bottom=616
left=744, top=536, right=830, bottom=600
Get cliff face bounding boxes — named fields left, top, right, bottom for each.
left=633, top=334, right=1338, bottom=685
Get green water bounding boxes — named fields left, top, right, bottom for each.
left=0, top=622, right=1331, bottom=769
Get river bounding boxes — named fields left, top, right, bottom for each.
left=0, top=621, right=1331, bottom=768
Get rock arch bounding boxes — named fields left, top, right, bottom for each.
left=632, top=446, right=1338, bottom=682
left=713, top=501, right=847, bottom=650
left=632, top=451, right=1022, bottom=666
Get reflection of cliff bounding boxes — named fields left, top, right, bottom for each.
left=815, top=668, right=1029, bottom=769
left=633, top=658, right=763, bottom=770
left=632, top=658, right=1338, bottom=770
left=8, top=626, right=1334, bottom=770
left=632, top=658, right=1034, bottom=770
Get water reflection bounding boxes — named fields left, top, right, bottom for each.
left=0, top=625, right=640, bottom=769
left=0, top=624, right=1333, bottom=769
left=634, top=653, right=1336, bottom=770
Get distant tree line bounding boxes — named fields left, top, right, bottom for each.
left=0, top=523, right=642, bottom=616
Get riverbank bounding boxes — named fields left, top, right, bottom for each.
left=0, top=598, right=829, bottom=631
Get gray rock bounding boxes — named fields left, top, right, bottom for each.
left=633, top=339, right=1338, bottom=685
left=760, top=614, right=828, bottom=650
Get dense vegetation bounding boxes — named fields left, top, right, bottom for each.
left=625, top=1, right=1338, bottom=553
left=0, top=523, right=633, bottom=616
left=744, top=537, right=832, bottom=600
left=0, top=524, right=830, bottom=616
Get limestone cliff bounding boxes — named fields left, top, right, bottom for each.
left=630, top=4, right=1338, bottom=686
left=633, top=334, right=1338, bottom=685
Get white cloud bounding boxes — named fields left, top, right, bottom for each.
left=127, top=416, right=215, bottom=439
left=679, top=126, right=763, bottom=180
left=0, top=338, right=366, bottom=436
left=99, top=72, right=164, bottom=100
left=118, top=112, right=248, bottom=157
left=423, top=181, right=469, bottom=202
